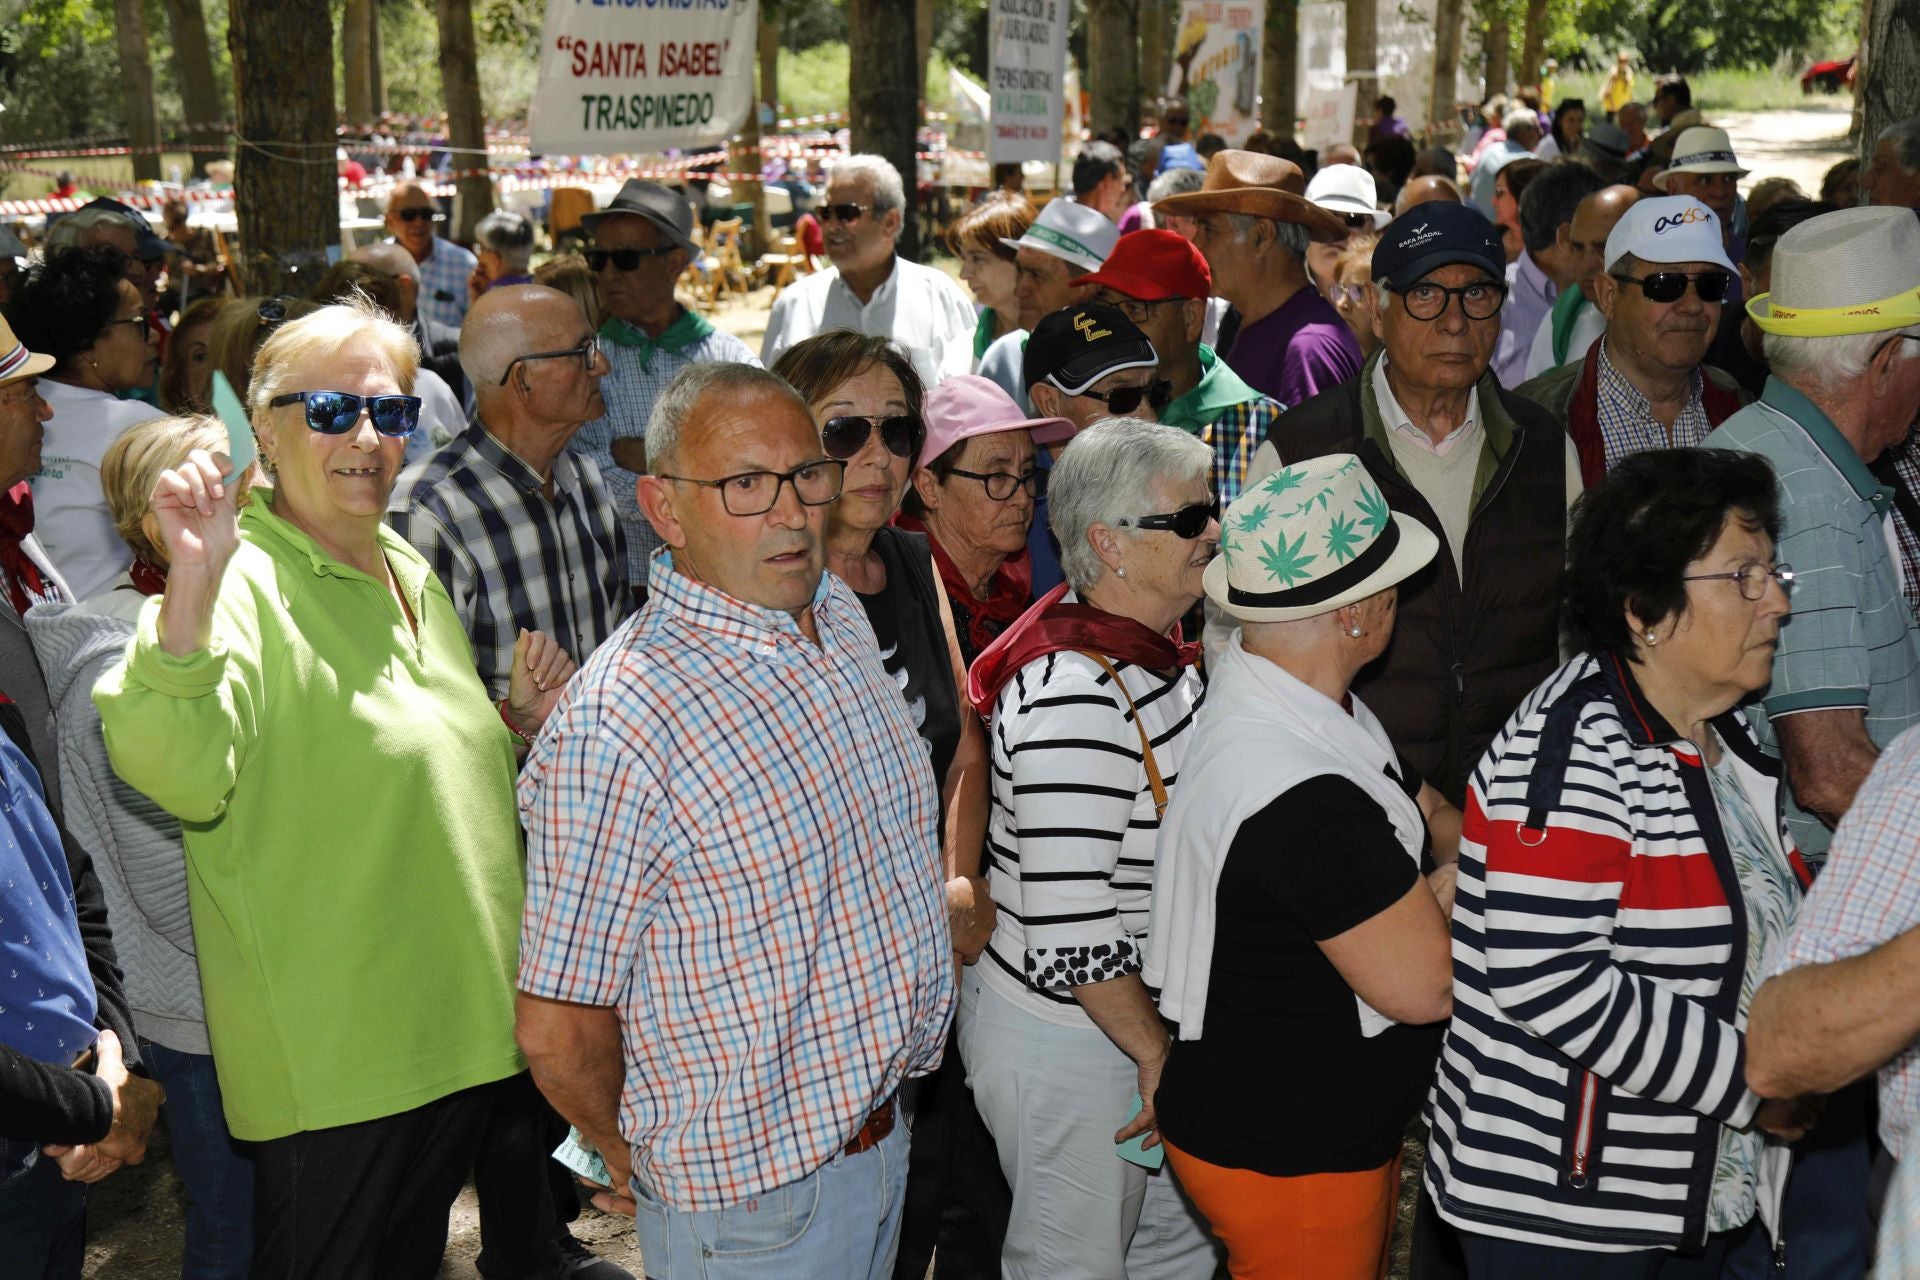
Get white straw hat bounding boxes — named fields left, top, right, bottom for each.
left=1749, top=205, right=1920, bottom=337
left=1653, top=126, right=1749, bottom=187
left=1001, top=199, right=1118, bottom=274
left=1205, top=454, right=1437, bottom=623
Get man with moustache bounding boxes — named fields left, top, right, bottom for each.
left=516, top=362, right=953, bottom=1280
left=1523, top=184, right=1639, bottom=378
left=975, top=199, right=1118, bottom=414
left=1519, top=196, right=1748, bottom=487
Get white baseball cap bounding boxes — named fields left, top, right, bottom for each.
left=1305, top=164, right=1389, bottom=228
left=1602, top=195, right=1737, bottom=274
left=1002, top=199, right=1118, bottom=274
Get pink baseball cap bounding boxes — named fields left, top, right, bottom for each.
left=917, top=374, right=1075, bottom=469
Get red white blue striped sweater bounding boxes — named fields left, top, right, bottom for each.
left=1424, top=652, right=1811, bottom=1251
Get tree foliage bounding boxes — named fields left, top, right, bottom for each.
left=1568, top=0, right=1853, bottom=72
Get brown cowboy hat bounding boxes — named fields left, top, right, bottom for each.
left=1152, top=150, right=1348, bottom=241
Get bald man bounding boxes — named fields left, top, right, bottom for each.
left=1523, top=183, right=1639, bottom=377
left=1394, top=174, right=1464, bottom=217
left=384, top=180, right=478, bottom=332
left=353, top=241, right=469, bottom=404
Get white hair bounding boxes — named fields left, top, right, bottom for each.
left=1049, top=417, right=1212, bottom=594
left=827, top=153, right=906, bottom=214
left=351, top=242, right=422, bottom=286
left=474, top=209, right=535, bottom=272
left=1763, top=329, right=1913, bottom=391
left=644, top=361, right=808, bottom=475
left=1147, top=168, right=1204, bottom=203
left=44, top=206, right=143, bottom=257
left=1225, top=212, right=1309, bottom=258
left=1878, top=116, right=1920, bottom=173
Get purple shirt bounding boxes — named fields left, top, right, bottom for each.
left=1494, top=250, right=1556, bottom=389
left=1224, top=286, right=1364, bottom=409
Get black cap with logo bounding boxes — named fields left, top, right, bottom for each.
left=1022, top=303, right=1159, bottom=395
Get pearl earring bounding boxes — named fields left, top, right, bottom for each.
left=1645, top=630, right=1658, bottom=644
left=1349, top=624, right=1364, bottom=638
left=1115, top=567, right=1127, bottom=579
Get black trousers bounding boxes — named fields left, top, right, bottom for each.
left=473, top=1070, right=582, bottom=1280
left=892, top=1038, right=1012, bottom=1280
left=250, top=1078, right=498, bottom=1280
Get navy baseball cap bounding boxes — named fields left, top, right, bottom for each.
left=1372, top=202, right=1505, bottom=292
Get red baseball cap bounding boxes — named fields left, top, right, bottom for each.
left=1070, top=229, right=1211, bottom=301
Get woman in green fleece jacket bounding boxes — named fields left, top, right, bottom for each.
left=93, top=298, right=576, bottom=1280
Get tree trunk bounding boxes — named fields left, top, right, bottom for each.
left=734, top=64, right=766, bottom=258
left=1140, top=0, right=1171, bottom=107
left=435, top=0, right=491, bottom=245
left=759, top=11, right=779, bottom=117
left=1088, top=0, right=1140, bottom=140
left=370, top=0, right=388, bottom=113
left=917, top=0, right=936, bottom=103
left=112, top=0, right=163, bottom=183
left=1263, top=0, right=1299, bottom=137
left=1518, top=0, right=1546, bottom=90
left=1483, top=13, right=1511, bottom=101
left=160, top=0, right=227, bottom=177
left=1345, top=0, right=1378, bottom=148
left=228, top=0, right=337, bottom=292
left=1429, top=0, right=1465, bottom=129
left=848, top=0, right=922, bottom=259
left=343, top=0, right=375, bottom=127
left=1859, top=0, right=1920, bottom=164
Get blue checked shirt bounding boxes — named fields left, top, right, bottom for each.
left=567, top=319, right=761, bottom=591
left=387, top=421, right=633, bottom=698
left=401, top=235, right=479, bottom=334
left=517, top=550, right=954, bottom=1212
left=1593, top=337, right=1712, bottom=469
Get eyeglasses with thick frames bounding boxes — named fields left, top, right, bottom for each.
left=817, top=203, right=876, bottom=225
left=1101, top=295, right=1185, bottom=326
left=821, top=415, right=921, bottom=461
left=1609, top=270, right=1733, bottom=305
left=1397, top=280, right=1508, bottom=322
left=587, top=246, right=680, bottom=272
left=658, top=460, right=846, bottom=516
left=947, top=467, right=1044, bottom=501
left=1074, top=379, right=1174, bottom=416
left=498, top=335, right=602, bottom=385
left=100, top=314, right=150, bottom=337
left=269, top=390, right=422, bottom=437
left=392, top=207, right=438, bottom=224
left=1681, top=561, right=1794, bottom=601
left=1114, top=501, right=1216, bottom=540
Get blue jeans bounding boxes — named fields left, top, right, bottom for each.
left=629, top=1114, right=909, bottom=1279
left=0, top=1148, right=87, bottom=1280
left=142, top=1042, right=255, bottom=1280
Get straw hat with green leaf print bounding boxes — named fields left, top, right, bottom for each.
left=1204, top=453, right=1439, bottom=623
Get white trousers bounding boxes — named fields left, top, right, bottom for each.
left=956, top=967, right=1223, bottom=1280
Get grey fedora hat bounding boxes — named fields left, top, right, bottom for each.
left=579, top=179, right=699, bottom=254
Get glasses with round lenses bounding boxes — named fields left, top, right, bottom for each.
left=1610, top=270, right=1733, bottom=304
left=947, top=467, right=1044, bottom=501
left=659, top=460, right=847, bottom=516
left=821, top=415, right=920, bottom=461
left=269, top=390, right=422, bottom=437
left=1400, top=280, right=1507, bottom=321
left=1682, top=561, right=1794, bottom=601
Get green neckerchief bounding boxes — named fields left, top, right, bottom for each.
left=1159, top=345, right=1261, bottom=434
left=973, top=309, right=998, bottom=361
left=599, top=308, right=715, bottom=371
left=1760, top=375, right=1892, bottom=515
left=1547, top=287, right=1590, bottom=369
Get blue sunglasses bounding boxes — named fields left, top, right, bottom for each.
left=269, top=390, right=421, bottom=437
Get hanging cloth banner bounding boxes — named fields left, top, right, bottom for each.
left=988, top=0, right=1071, bottom=166
left=528, top=0, right=760, bottom=155
left=1168, top=0, right=1267, bottom=146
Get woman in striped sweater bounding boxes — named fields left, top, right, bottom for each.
left=1422, top=448, right=1820, bottom=1276
left=960, top=418, right=1223, bottom=1280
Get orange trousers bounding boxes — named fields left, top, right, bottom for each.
left=1162, top=1138, right=1399, bottom=1280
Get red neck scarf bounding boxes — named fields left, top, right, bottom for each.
left=0, top=483, right=53, bottom=616
left=128, top=557, right=168, bottom=597
left=896, top=513, right=1034, bottom=660
left=967, top=582, right=1202, bottom=714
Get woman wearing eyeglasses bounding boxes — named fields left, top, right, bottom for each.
left=897, top=374, right=1074, bottom=666
left=5, top=244, right=165, bottom=600
left=1423, top=448, right=1818, bottom=1278
left=1328, top=232, right=1382, bottom=360
left=960, top=418, right=1223, bottom=1280
left=94, top=298, right=579, bottom=1278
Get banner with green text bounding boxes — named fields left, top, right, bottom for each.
left=528, top=0, right=759, bottom=156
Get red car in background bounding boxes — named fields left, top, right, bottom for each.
left=1802, top=56, right=1857, bottom=94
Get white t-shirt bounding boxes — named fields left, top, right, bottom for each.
left=32, top=380, right=167, bottom=601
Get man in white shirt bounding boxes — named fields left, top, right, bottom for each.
left=761, top=155, right=976, bottom=388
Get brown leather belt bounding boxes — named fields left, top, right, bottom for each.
left=842, top=1097, right=896, bottom=1158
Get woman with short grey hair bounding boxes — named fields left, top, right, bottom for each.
left=960, top=417, right=1223, bottom=1280
left=469, top=209, right=536, bottom=300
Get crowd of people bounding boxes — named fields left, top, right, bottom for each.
left=4, top=69, right=1920, bottom=1280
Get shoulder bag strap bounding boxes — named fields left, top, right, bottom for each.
left=1080, top=651, right=1168, bottom=820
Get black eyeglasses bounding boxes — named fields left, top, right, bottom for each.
left=1338, top=211, right=1377, bottom=230
left=499, top=335, right=602, bottom=385
left=1074, top=379, right=1174, bottom=415
left=1681, top=561, right=1794, bottom=601
left=393, top=207, right=437, bottom=223
left=658, top=460, right=846, bottom=516
left=817, top=203, right=875, bottom=225
left=100, top=314, right=149, bottom=336
left=1115, top=501, right=1216, bottom=540
left=1103, top=296, right=1185, bottom=325
left=821, top=414, right=921, bottom=461
left=1609, top=270, right=1733, bottom=304
left=587, top=246, right=680, bottom=272
left=1398, top=280, right=1508, bottom=321
left=269, top=390, right=422, bottom=437
left=947, top=467, right=1043, bottom=501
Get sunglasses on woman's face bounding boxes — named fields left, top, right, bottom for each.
left=821, top=414, right=920, bottom=461
left=270, top=390, right=421, bottom=437
left=1075, top=379, right=1174, bottom=416
left=1115, top=501, right=1216, bottom=540
left=1609, top=269, right=1733, bottom=304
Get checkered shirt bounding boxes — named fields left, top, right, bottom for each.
left=1200, top=396, right=1285, bottom=506
left=566, top=324, right=761, bottom=591
left=1883, top=432, right=1920, bottom=624
left=517, top=550, right=955, bottom=1212
left=1705, top=378, right=1920, bottom=866
left=404, top=235, right=479, bottom=334
left=1768, top=719, right=1920, bottom=1157
left=387, top=421, right=633, bottom=699
left=1593, top=337, right=1712, bottom=469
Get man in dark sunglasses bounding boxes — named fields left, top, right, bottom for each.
left=383, top=181, right=478, bottom=334
left=1517, top=195, right=1747, bottom=488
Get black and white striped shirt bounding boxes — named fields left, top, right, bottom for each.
left=980, top=649, right=1203, bottom=1028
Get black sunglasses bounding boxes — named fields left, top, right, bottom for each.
left=1116, top=501, right=1216, bottom=540
left=821, top=414, right=920, bottom=461
left=269, top=390, right=421, bottom=437
left=393, top=207, right=437, bottom=224
left=1075, top=379, right=1173, bottom=416
left=1609, top=270, right=1733, bottom=304
left=587, top=246, right=680, bottom=272
left=817, top=203, right=874, bottom=225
